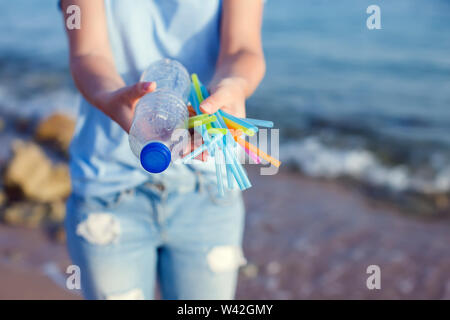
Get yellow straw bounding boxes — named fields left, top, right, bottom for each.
left=223, top=118, right=256, bottom=136
left=233, top=135, right=281, bottom=168
left=207, top=128, right=228, bottom=135
left=188, top=115, right=217, bottom=128
left=191, top=74, right=204, bottom=103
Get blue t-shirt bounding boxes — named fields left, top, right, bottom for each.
left=69, top=0, right=221, bottom=196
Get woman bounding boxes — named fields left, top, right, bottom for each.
left=61, top=0, right=265, bottom=300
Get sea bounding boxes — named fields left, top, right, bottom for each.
left=1, top=0, right=450, bottom=196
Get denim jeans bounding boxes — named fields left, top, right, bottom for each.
left=65, top=170, right=246, bottom=300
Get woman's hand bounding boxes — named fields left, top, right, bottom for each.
left=199, top=77, right=247, bottom=118
left=95, top=81, right=157, bottom=133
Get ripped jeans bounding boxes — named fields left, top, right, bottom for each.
left=65, top=171, right=245, bottom=300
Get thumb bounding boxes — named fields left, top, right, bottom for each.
left=119, top=81, right=157, bottom=106
left=199, top=87, right=229, bottom=114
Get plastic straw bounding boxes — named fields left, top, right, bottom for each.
left=243, top=118, right=274, bottom=128
left=207, top=128, right=228, bottom=135
left=223, top=144, right=244, bottom=189
left=189, top=84, right=202, bottom=115
left=244, top=146, right=261, bottom=164
left=208, top=130, right=227, bottom=195
left=223, top=135, right=235, bottom=189
left=200, top=85, right=209, bottom=104
left=189, top=114, right=210, bottom=121
left=214, top=143, right=225, bottom=197
left=220, top=110, right=259, bottom=133
left=192, top=74, right=204, bottom=103
left=233, top=135, right=281, bottom=168
left=231, top=151, right=252, bottom=189
left=223, top=118, right=256, bottom=136
left=188, top=115, right=217, bottom=128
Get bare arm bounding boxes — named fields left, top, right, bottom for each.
left=61, top=0, right=155, bottom=132
left=200, top=0, right=266, bottom=117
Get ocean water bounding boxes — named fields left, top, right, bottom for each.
left=1, top=0, right=450, bottom=195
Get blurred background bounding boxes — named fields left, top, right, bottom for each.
left=0, top=0, right=449, bottom=299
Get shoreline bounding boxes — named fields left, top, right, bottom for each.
left=0, top=109, right=449, bottom=217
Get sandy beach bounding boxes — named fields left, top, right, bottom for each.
left=1, top=166, right=449, bottom=300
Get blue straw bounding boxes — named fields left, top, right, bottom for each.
left=200, top=85, right=209, bottom=106
left=223, top=135, right=235, bottom=189
left=231, top=150, right=252, bottom=189
left=223, top=144, right=244, bottom=189
left=190, top=84, right=202, bottom=115
left=243, top=118, right=274, bottom=128
left=182, top=143, right=208, bottom=163
left=219, top=110, right=259, bottom=133
left=214, top=143, right=225, bottom=197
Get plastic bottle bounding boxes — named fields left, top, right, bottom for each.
left=129, top=59, right=191, bottom=173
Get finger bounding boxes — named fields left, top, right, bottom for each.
left=199, top=87, right=230, bottom=114
left=220, top=102, right=246, bottom=118
left=119, top=81, right=157, bottom=106
left=114, top=82, right=156, bottom=132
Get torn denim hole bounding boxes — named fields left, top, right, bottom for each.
left=76, top=213, right=121, bottom=245
left=106, top=288, right=144, bottom=300
left=207, top=245, right=247, bottom=273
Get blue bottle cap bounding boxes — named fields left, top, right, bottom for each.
left=140, top=142, right=171, bottom=173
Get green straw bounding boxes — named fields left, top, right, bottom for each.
left=188, top=115, right=217, bottom=128
left=207, top=128, right=228, bottom=135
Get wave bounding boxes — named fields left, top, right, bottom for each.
left=0, top=86, right=78, bottom=119
left=281, top=136, right=450, bottom=194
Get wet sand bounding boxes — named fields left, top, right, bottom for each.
left=1, top=167, right=450, bottom=299
left=238, top=167, right=450, bottom=299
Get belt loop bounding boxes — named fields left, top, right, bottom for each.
left=185, top=164, right=203, bottom=193
left=143, top=180, right=165, bottom=200
left=196, top=170, right=203, bottom=193
left=156, top=182, right=167, bottom=202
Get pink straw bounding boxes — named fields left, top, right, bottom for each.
left=244, top=146, right=261, bottom=164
